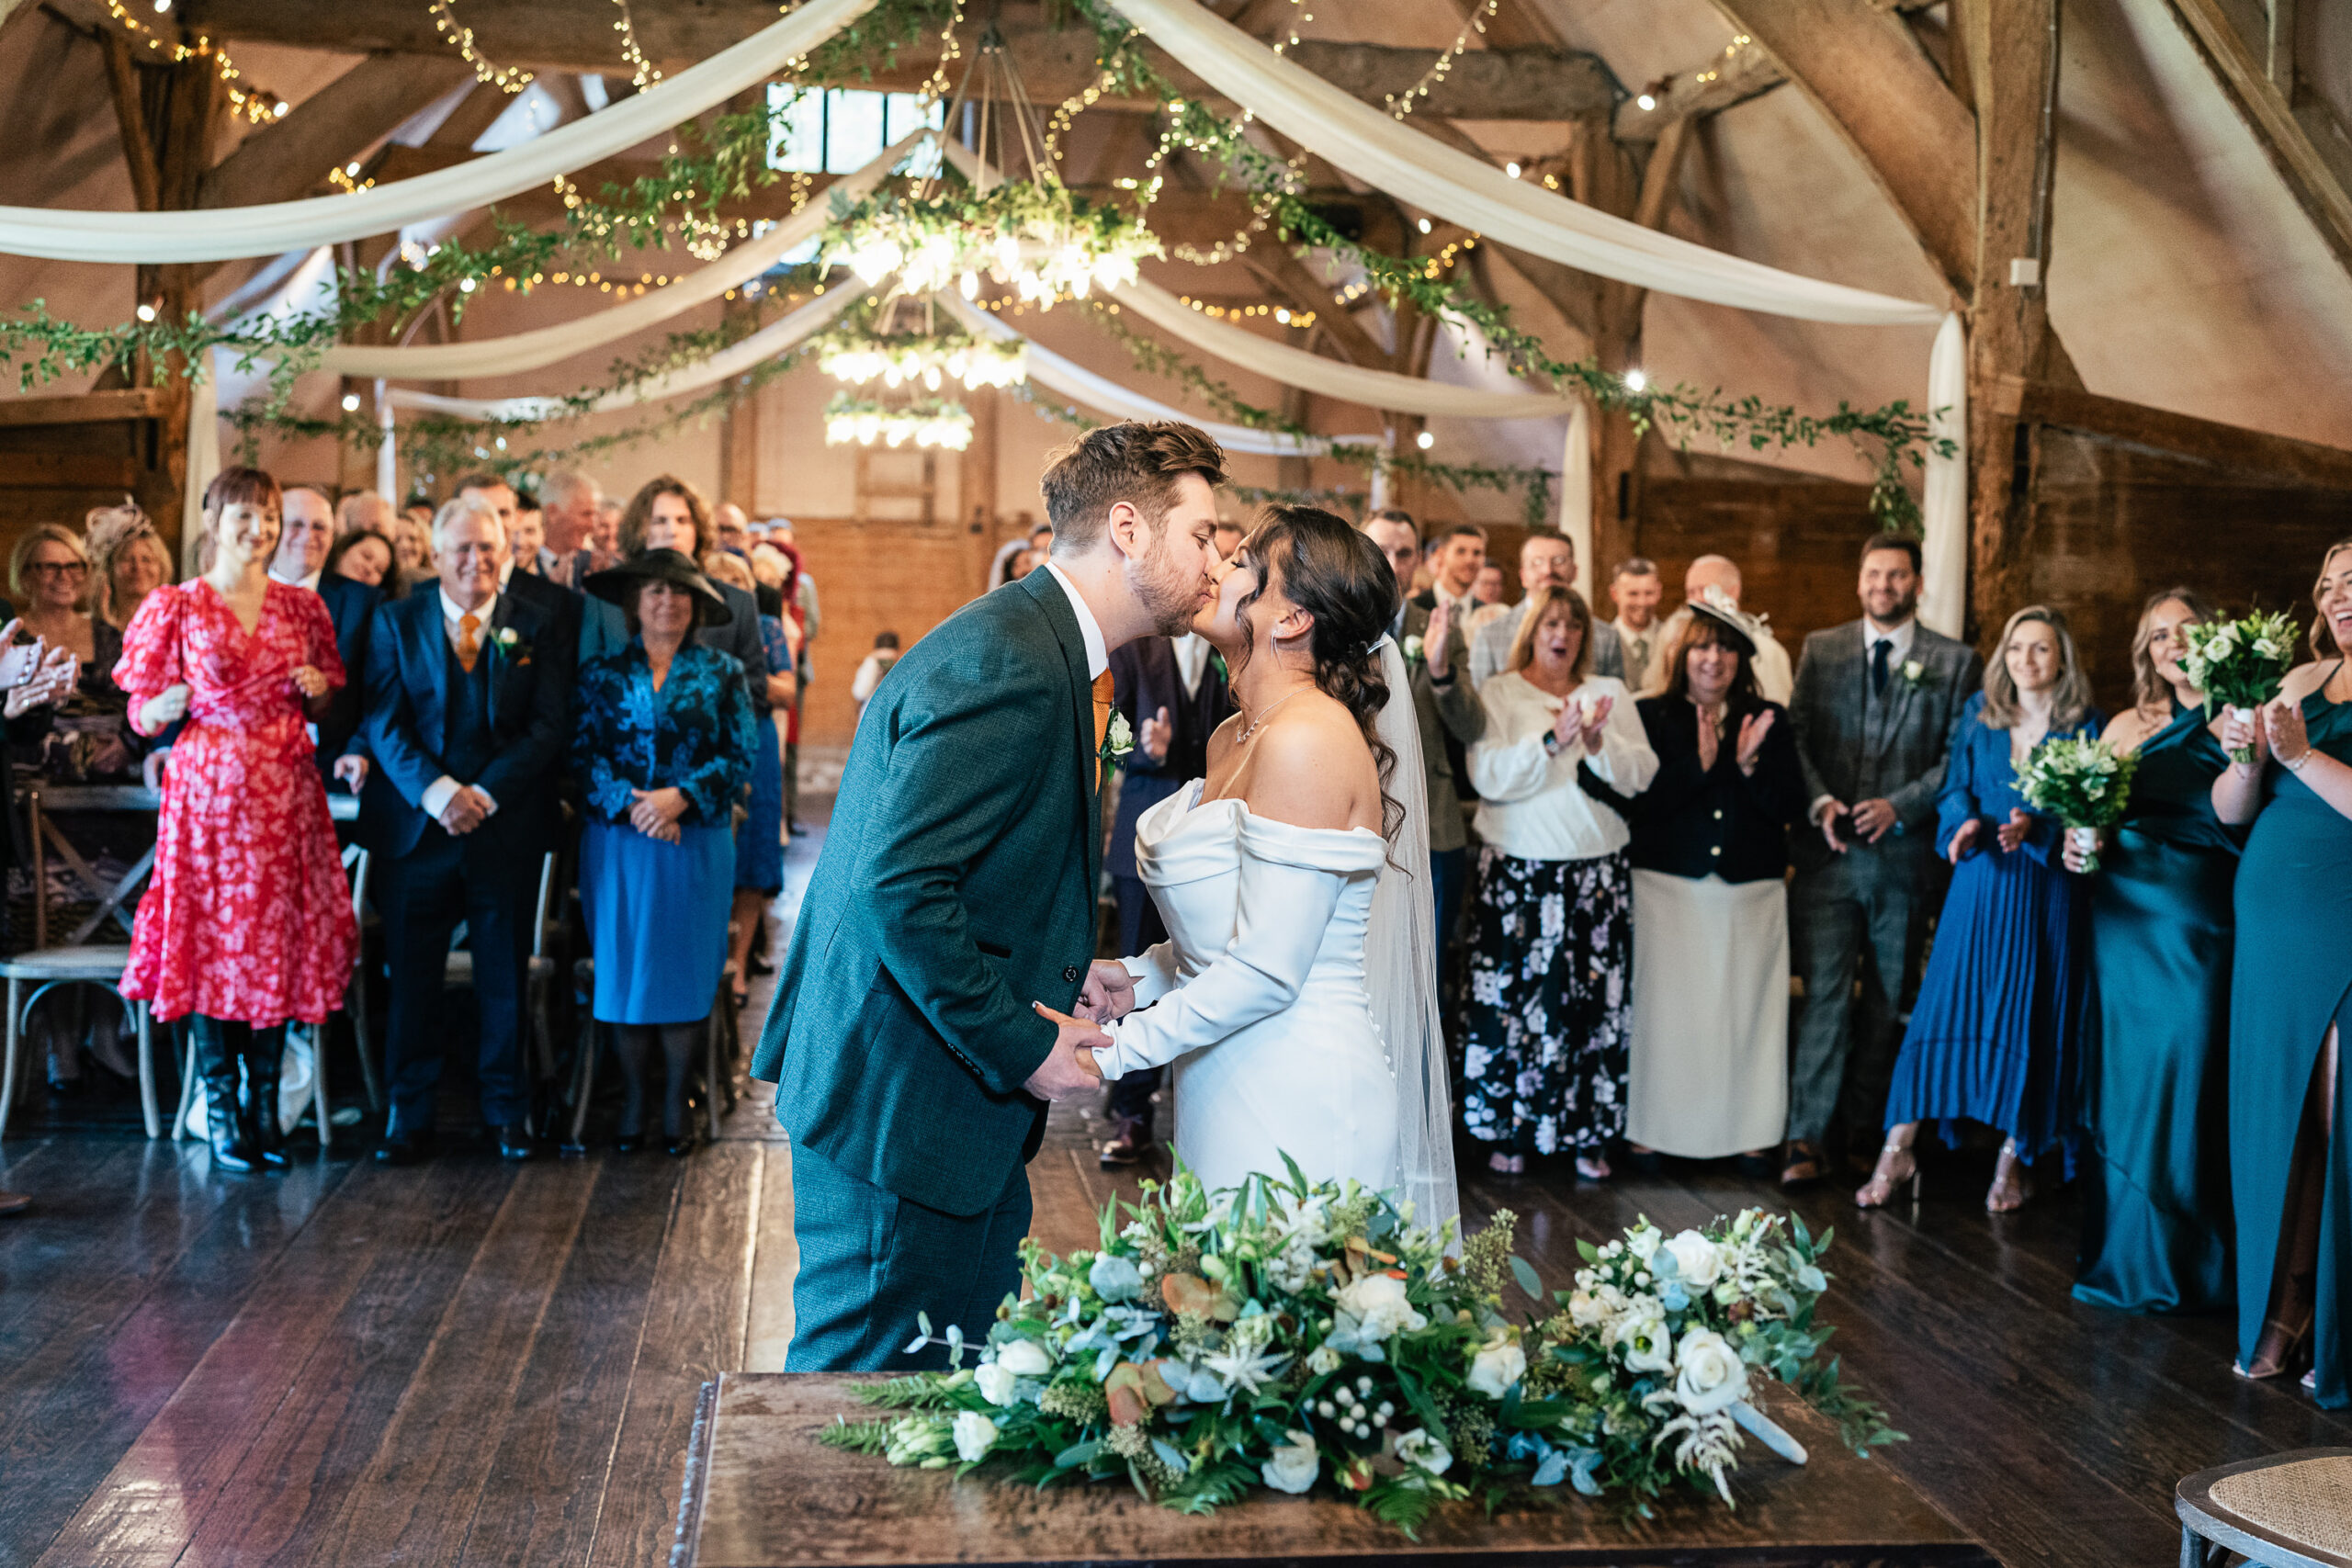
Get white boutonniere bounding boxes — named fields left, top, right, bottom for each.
left=487, top=625, right=533, bottom=666
left=1402, top=635, right=1425, bottom=666
left=1101, top=710, right=1134, bottom=762
left=1900, top=658, right=1926, bottom=687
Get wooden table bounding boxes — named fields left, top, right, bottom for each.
left=673, top=1373, right=1995, bottom=1568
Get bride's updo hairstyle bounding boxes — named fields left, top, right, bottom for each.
left=1232, top=503, right=1405, bottom=841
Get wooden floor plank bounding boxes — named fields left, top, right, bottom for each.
left=584, top=1140, right=757, bottom=1568
left=454, top=1154, right=684, bottom=1568
left=172, top=1157, right=518, bottom=1568
left=741, top=1143, right=797, bottom=1374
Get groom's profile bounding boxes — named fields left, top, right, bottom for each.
left=753, top=421, right=1229, bottom=1371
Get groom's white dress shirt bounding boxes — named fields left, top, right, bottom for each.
left=1042, top=560, right=1108, bottom=680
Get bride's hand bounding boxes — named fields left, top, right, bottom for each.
left=1078, top=959, right=1137, bottom=1021
left=1025, top=1002, right=1106, bottom=1100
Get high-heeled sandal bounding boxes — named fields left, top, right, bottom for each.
left=1574, top=1152, right=1612, bottom=1182
left=1854, top=1138, right=1918, bottom=1209
left=1985, top=1138, right=2034, bottom=1213
left=2233, top=1293, right=2314, bottom=1381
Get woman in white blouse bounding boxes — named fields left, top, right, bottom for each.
left=1457, top=583, right=1658, bottom=1178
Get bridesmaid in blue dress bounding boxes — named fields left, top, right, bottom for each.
left=1860, top=606, right=2102, bottom=1213
left=2067, top=589, right=2236, bottom=1314
left=2213, top=538, right=2352, bottom=1405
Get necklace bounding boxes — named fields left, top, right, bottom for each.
left=1236, top=684, right=1312, bottom=745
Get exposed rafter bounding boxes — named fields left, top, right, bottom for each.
left=198, top=53, right=473, bottom=210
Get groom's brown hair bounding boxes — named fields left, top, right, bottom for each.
left=1039, top=422, right=1227, bottom=553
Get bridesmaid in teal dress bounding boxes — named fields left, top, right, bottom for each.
left=2214, top=538, right=2352, bottom=1407
left=2068, top=590, right=2236, bottom=1314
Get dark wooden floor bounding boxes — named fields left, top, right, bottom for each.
left=4, top=784, right=2346, bottom=1567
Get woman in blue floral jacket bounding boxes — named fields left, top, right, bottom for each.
left=575, top=549, right=758, bottom=1154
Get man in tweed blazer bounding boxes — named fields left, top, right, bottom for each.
left=753, top=423, right=1227, bottom=1371
left=1781, top=533, right=1983, bottom=1187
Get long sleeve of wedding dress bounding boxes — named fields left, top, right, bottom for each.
left=1122, top=942, right=1182, bottom=1009
left=1091, top=813, right=1384, bottom=1080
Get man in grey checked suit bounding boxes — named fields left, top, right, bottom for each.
left=1366, top=513, right=1484, bottom=946
left=1781, top=533, right=1981, bottom=1187
left=1467, top=527, right=1623, bottom=690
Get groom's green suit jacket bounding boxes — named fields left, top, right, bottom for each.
left=752, top=568, right=1102, bottom=1216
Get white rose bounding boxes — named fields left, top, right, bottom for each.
left=974, top=1363, right=1019, bottom=1406
left=1393, top=1427, right=1453, bottom=1475
left=1333, top=1272, right=1426, bottom=1341
left=1306, top=1345, right=1342, bottom=1376
left=1612, top=1301, right=1673, bottom=1374
left=951, top=1410, right=1000, bottom=1462
left=1673, top=1327, right=1750, bottom=1416
left=1624, top=1224, right=1662, bottom=1264
left=1902, top=659, right=1925, bottom=682
left=1261, top=1430, right=1320, bottom=1494
left=1567, top=1287, right=1617, bottom=1329
left=1660, top=1230, right=1724, bottom=1290
left=1403, top=635, right=1425, bottom=663
left=996, top=1338, right=1052, bottom=1377
left=1465, top=1336, right=1527, bottom=1399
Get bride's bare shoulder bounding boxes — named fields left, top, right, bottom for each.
left=1244, top=697, right=1374, bottom=830
left=1204, top=709, right=1245, bottom=768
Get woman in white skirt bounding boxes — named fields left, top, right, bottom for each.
left=1625, top=590, right=1808, bottom=1174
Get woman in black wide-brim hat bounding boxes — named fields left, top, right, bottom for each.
left=572, top=548, right=758, bottom=1155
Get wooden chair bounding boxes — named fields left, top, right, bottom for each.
left=562, top=956, right=730, bottom=1151
left=2177, top=1448, right=2352, bottom=1567
left=0, top=952, right=157, bottom=1138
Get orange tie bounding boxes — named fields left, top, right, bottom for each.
left=458, top=612, right=481, bottom=672
left=1092, top=670, right=1115, bottom=753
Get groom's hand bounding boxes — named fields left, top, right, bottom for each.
left=1023, top=1003, right=1107, bottom=1100
left=1078, top=960, right=1137, bottom=1021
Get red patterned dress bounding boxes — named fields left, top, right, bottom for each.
left=113, top=580, right=358, bottom=1024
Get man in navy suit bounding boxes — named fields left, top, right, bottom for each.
left=274, top=484, right=380, bottom=788
left=360, top=497, right=576, bottom=1164
left=457, top=472, right=584, bottom=647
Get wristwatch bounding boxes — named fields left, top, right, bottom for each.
left=1541, top=729, right=1564, bottom=757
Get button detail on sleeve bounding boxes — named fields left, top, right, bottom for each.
left=1063, top=964, right=1082, bottom=983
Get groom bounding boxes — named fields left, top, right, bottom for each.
left=754, top=421, right=1230, bottom=1371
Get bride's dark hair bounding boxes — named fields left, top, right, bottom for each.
left=1231, top=503, right=1404, bottom=842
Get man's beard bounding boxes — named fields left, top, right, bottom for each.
left=1130, top=534, right=1205, bottom=637
left=1871, top=587, right=1919, bottom=623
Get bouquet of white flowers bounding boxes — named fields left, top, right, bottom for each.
left=2014, top=737, right=2137, bottom=873
left=2179, top=610, right=2300, bottom=764
left=821, top=1163, right=1898, bottom=1534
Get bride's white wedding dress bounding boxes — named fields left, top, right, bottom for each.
left=1091, top=781, right=1399, bottom=1195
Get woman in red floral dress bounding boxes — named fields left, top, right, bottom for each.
left=116, top=467, right=357, bottom=1172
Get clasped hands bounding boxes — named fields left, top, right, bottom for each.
left=628, top=785, right=687, bottom=843
left=1817, top=795, right=1898, bottom=851
left=1019, top=960, right=1136, bottom=1102
left=0, top=622, right=78, bottom=721
left=1551, top=693, right=1612, bottom=756
left=1947, top=808, right=2035, bottom=865
left=2219, top=698, right=2310, bottom=770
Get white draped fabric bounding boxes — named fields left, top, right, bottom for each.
left=0, top=0, right=876, bottom=263
left=1918, top=311, right=1969, bottom=637
left=1560, top=399, right=1592, bottom=596
left=1104, top=0, right=1945, bottom=328
left=937, top=293, right=1385, bottom=457
left=321, top=131, right=926, bottom=379
left=380, top=285, right=860, bottom=422
left=181, top=355, right=219, bottom=578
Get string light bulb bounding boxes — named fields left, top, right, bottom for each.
left=1415, top=430, right=1435, bottom=450
left=1624, top=368, right=1649, bottom=392
left=341, top=391, right=362, bottom=412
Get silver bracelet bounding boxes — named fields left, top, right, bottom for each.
left=2285, top=747, right=2315, bottom=773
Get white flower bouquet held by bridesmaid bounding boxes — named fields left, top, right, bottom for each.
left=2179, top=610, right=2300, bottom=763
left=820, top=1164, right=1899, bottom=1533
left=2013, top=737, right=2138, bottom=873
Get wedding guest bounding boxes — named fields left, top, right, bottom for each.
left=1640, top=556, right=1792, bottom=703
left=334, top=489, right=395, bottom=541
left=851, top=631, right=900, bottom=716
left=1468, top=528, right=1624, bottom=690
left=2069, top=588, right=2235, bottom=1314
left=325, top=530, right=394, bottom=592
left=2212, top=538, right=2352, bottom=1404
left=1782, top=533, right=1980, bottom=1189
left=116, top=467, right=357, bottom=1172
left=748, top=541, right=790, bottom=616
left=1212, top=517, right=1244, bottom=560
left=1416, top=521, right=1486, bottom=625
left=1027, top=520, right=1054, bottom=563
left=1863, top=605, right=2101, bottom=1213
left=510, top=497, right=548, bottom=573
left=537, top=468, right=602, bottom=592
left=1005, top=547, right=1040, bottom=582
left=1099, top=614, right=1234, bottom=1167
left=713, top=502, right=752, bottom=557
left=85, top=501, right=172, bottom=635
left=1468, top=563, right=1510, bottom=636
left=389, top=508, right=433, bottom=593
left=6, top=525, right=135, bottom=780
left=359, top=495, right=575, bottom=1165
left=456, top=472, right=581, bottom=649
left=1625, top=594, right=1805, bottom=1173
left=1608, top=557, right=1665, bottom=694
left=1458, top=583, right=1656, bottom=1179
left=704, top=549, right=793, bottom=1007
left=590, top=498, right=624, bottom=570
left=766, top=535, right=814, bottom=835
left=575, top=550, right=757, bottom=1154
left=274, top=484, right=379, bottom=781
left=1365, top=510, right=1482, bottom=950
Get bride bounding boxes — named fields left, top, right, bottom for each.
left=1077, top=504, right=1459, bottom=1235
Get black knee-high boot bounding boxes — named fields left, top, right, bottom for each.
left=243, top=1024, right=289, bottom=1168
left=190, top=1016, right=254, bottom=1173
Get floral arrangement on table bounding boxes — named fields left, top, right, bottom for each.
left=820, top=1164, right=1898, bottom=1535
left=822, top=393, right=975, bottom=451
left=823, top=178, right=1163, bottom=306
left=812, top=318, right=1029, bottom=392
left=2180, top=610, right=2301, bottom=764
left=2014, top=737, right=2138, bottom=874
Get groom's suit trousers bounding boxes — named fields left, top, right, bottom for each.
left=785, top=1138, right=1034, bottom=1371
